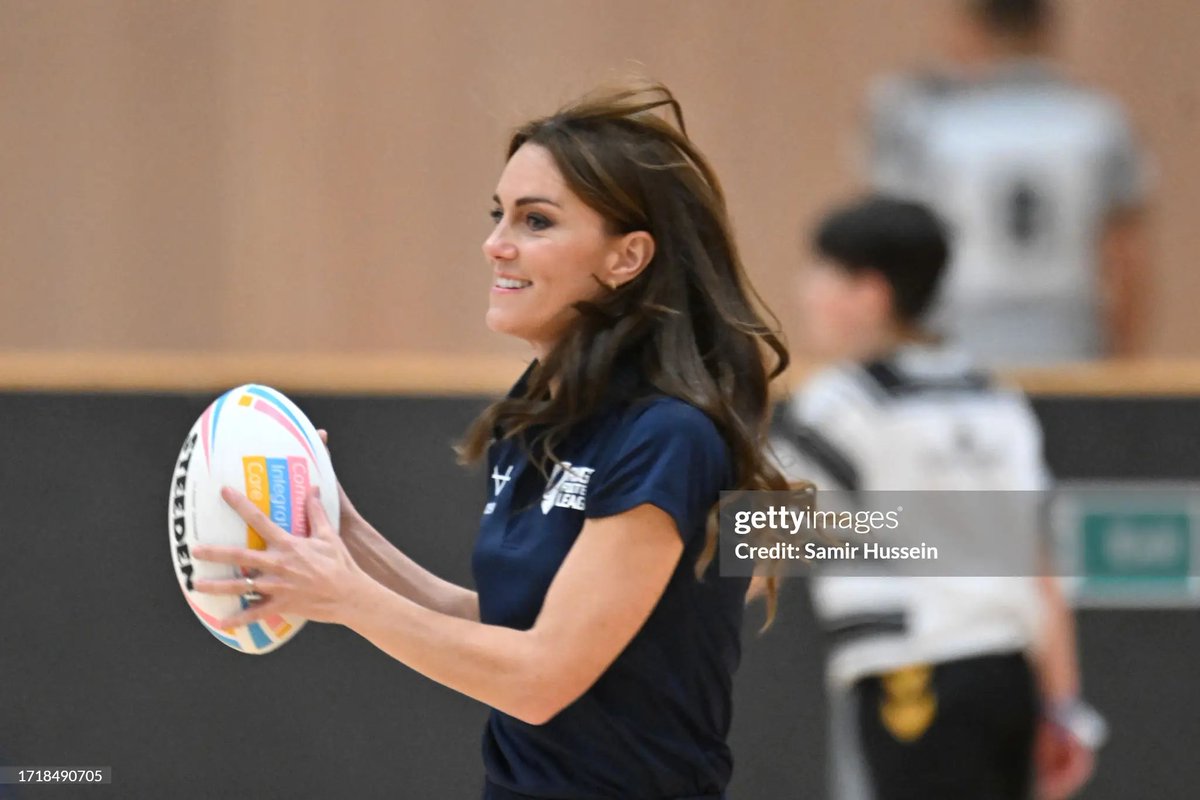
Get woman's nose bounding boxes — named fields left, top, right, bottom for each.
left=482, top=226, right=517, bottom=261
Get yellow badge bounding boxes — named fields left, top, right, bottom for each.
left=879, top=664, right=937, bottom=742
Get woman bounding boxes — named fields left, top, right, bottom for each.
left=192, top=80, right=788, bottom=799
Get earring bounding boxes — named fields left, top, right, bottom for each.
left=607, top=280, right=619, bottom=290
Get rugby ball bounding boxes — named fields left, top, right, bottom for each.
left=168, top=384, right=339, bottom=654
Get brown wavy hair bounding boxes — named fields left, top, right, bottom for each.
left=458, top=79, right=790, bottom=624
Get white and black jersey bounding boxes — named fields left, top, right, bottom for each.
left=770, top=344, right=1049, bottom=689
left=867, top=60, right=1149, bottom=364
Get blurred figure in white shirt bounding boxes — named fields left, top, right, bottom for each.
left=771, top=196, right=1102, bottom=799
left=865, top=0, right=1151, bottom=365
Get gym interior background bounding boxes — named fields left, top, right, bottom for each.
left=2, top=2, right=1198, bottom=798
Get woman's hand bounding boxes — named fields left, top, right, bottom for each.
left=192, top=486, right=374, bottom=628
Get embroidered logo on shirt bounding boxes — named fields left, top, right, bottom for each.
left=541, top=462, right=595, bottom=514
left=491, top=465, right=513, bottom=495
left=484, top=465, right=514, bottom=516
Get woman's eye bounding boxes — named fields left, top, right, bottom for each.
left=526, top=213, right=552, bottom=231
left=488, top=208, right=504, bottom=224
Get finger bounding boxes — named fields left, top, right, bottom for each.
left=191, top=544, right=278, bottom=571
left=335, top=480, right=355, bottom=514
left=307, top=486, right=335, bottom=539
left=221, top=487, right=289, bottom=546
left=317, top=428, right=329, bottom=447
left=193, top=576, right=285, bottom=596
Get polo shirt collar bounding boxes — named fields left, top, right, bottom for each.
left=492, top=354, right=653, bottom=443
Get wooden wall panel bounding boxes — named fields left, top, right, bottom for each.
left=1, top=0, right=1196, bottom=361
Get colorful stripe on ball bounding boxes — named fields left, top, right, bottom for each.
left=206, top=389, right=232, bottom=463
left=187, top=593, right=243, bottom=650
left=245, top=385, right=319, bottom=463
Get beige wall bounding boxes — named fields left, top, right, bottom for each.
left=2, top=0, right=1197, bottom=363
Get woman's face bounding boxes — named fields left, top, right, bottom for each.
left=483, top=143, right=619, bottom=356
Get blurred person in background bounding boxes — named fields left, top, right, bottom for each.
left=864, top=0, right=1150, bottom=365
left=770, top=196, right=1103, bottom=799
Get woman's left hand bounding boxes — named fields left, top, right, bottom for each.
left=192, top=486, right=372, bottom=628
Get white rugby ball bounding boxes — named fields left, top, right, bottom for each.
left=168, top=384, right=339, bottom=654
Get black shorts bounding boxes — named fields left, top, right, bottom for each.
left=482, top=779, right=725, bottom=800
left=841, top=651, right=1038, bottom=800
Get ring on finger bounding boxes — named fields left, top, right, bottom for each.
left=243, top=575, right=263, bottom=602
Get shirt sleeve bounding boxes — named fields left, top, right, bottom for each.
left=768, top=386, right=864, bottom=492
left=1100, top=104, right=1151, bottom=214
left=768, top=433, right=854, bottom=492
left=585, top=400, right=730, bottom=545
left=866, top=75, right=932, bottom=198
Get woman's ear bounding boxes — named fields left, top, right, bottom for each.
left=604, top=231, right=656, bottom=288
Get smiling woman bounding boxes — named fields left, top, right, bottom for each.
left=193, top=79, right=791, bottom=800
left=482, top=144, right=655, bottom=353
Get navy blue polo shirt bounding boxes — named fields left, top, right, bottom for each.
left=471, top=366, right=747, bottom=800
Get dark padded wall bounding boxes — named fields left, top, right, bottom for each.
left=0, top=393, right=1196, bottom=799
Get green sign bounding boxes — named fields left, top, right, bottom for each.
left=1051, top=484, right=1200, bottom=607
left=1082, top=511, right=1190, bottom=584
